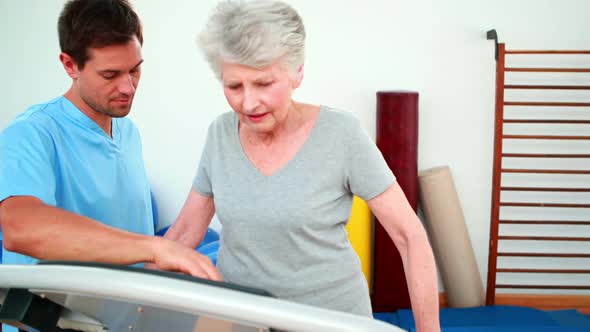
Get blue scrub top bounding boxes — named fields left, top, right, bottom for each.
left=0, top=96, right=154, bottom=265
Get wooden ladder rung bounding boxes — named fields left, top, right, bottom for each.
left=504, top=85, right=590, bottom=90
left=505, top=102, right=590, bottom=107
left=499, top=220, right=590, bottom=225
left=506, top=67, right=590, bottom=73
left=503, top=119, right=590, bottom=124
left=498, top=235, right=590, bottom=241
left=496, top=284, right=590, bottom=290
left=500, top=202, right=590, bottom=208
left=506, top=50, right=590, bottom=54
left=501, top=169, right=590, bottom=174
left=503, top=135, right=590, bottom=140
left=498, top=252, right=590, bottom=258
left=501, top=187, right=590, bottom=192
left=497, top=268, right=590, bottom=274
left=502, top=153, right=590, bottom=158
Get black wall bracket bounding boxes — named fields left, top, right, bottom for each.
left=487, top=29, right=499, bottom=60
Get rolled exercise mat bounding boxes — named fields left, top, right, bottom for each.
left=346, top=196, right=373, bottom=290
left=373, top=91, right=418, bottom=311
left=418, top=165, right=485, bottom=307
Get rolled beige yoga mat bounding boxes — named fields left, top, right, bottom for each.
left=418, top=165, right=485, bottom=308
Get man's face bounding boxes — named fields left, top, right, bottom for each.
left=75, top=37, right=143, bottom=118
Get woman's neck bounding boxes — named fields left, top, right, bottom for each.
left=244, top=101, right=308, bottom=146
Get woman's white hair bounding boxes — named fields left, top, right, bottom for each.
left=198, top=0, right=306, bottom=79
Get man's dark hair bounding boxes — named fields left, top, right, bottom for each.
left=58, top=0, right=143, bottom=70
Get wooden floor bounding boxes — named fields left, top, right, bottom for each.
left=439, top=293, right=590, bottom=315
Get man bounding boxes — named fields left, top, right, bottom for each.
left=0, top=0, right=220, bottom=303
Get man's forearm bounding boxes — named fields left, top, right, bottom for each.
left=0, top=196, right=156, bottom=264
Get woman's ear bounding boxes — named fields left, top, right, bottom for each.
left=292, top=64, right=304, bottom=89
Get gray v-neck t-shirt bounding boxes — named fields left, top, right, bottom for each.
left=193, top=106, right=395, bottom=316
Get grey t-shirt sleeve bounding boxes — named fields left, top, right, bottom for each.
left=346, top=116, right=396, bottom=201
left=192, top=126, right=213, bottom=197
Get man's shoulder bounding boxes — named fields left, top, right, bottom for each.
left=0, top=101, right=62, bottom=167
left=1, top=97, right=65, bottom=141
left=8, top=96, right=65, bottom=127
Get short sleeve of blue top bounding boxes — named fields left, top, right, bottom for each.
left=0, top=96, right=154, bottom=265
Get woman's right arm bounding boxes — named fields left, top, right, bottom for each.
left=163, top=189, right=216, bottom=249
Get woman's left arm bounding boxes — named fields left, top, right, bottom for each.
left=367, top=182, right=441, bottom=332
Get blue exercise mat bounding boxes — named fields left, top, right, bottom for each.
left=373, top=312, right=400, bottom=327
left=434, top=327, right=590, bottom=332
left=546, top=309, right=590, bottom=328
left=198, top=241, right=219, bottom=265
left=396, top=305, right=562, bottom=329
left=376, top=305, right=590, bottom=331
left=154, top=224, right=219, bottom=265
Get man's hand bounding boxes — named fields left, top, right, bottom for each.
left=149, top=237, right=222, bottom=281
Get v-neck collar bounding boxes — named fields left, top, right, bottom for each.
left=59, top=96, right=120, bottom=144
left=233, top=107, right=324, bottom=178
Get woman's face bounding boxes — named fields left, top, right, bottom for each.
left=220, top=60, right=301, bottom=134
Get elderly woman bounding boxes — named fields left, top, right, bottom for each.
left=164, top=1, right=440, bottom=330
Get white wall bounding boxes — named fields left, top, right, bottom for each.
left=1, top=0, right=589, bottom=291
